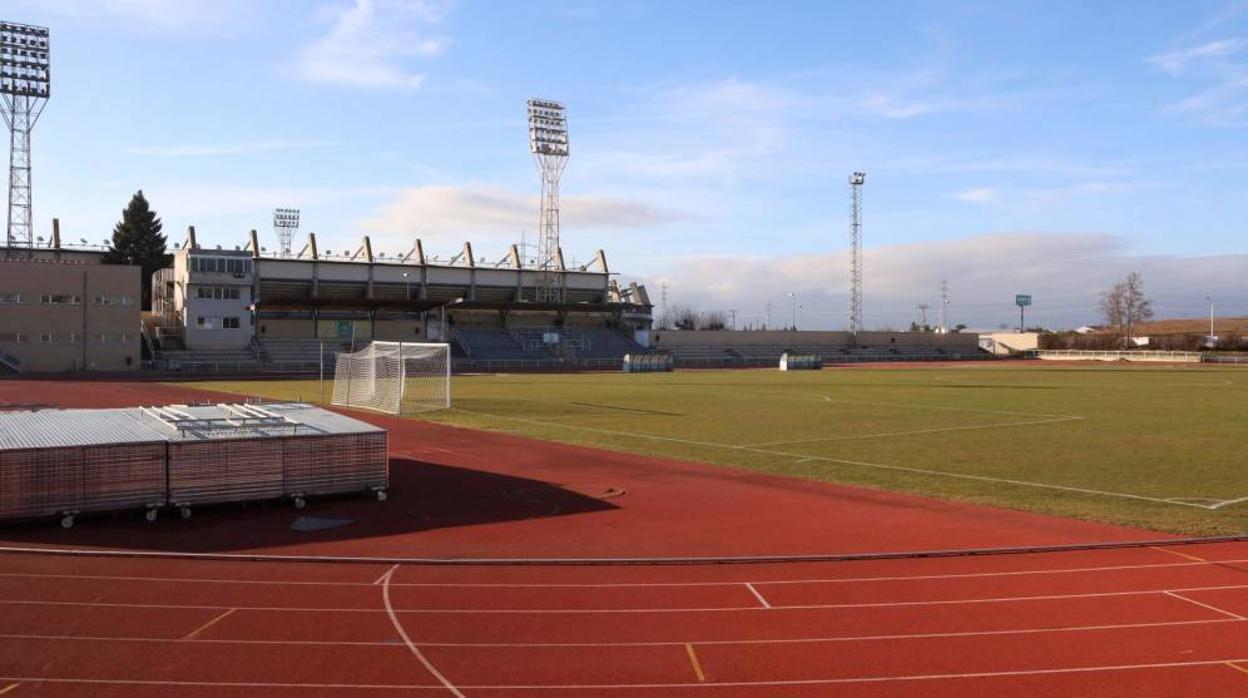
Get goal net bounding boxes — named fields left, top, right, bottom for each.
left=332, top=341, right=450, bottom=415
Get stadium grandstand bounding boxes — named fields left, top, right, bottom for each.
left=148, top=226, right=655, bottom=372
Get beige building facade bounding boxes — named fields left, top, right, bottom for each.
left=0, top=250, right=141, bottom=372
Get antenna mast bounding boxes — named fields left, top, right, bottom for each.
left=848, top=172, right=866, bottom=334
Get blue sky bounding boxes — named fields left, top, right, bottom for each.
left=9, top=0, right=1248, bottom=329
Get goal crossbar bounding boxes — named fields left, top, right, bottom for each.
left=332, top=341, right=451, bottom=415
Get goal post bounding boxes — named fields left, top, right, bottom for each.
left=332, top=341, right=451, bottom=415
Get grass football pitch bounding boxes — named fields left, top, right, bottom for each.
left=177, top=363, right=1248, bottom=536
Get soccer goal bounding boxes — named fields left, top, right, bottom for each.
left=332, top=341, right=451, bottom=415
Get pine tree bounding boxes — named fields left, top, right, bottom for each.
left=103, top=190, right=171, bottom=310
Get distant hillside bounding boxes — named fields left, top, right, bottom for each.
left=1134, top=317, right=1248, bottom=336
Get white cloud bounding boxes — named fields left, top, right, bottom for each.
left=122, top=140, right=332, bottom=157
left=292, top=0, right=449, bottom=90
left=950, top=187, right=999, bottom=204
left=644, top=232, right=1248, bottom=330
left=1151, top=37, right=1248, bottom=126
left=1150, top=38, right=1247, bottom=74
left=360, top=184, right=676, bottom=246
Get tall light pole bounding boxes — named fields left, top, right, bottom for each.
left=848, top=172, right=866, bottom=335
left=273, top=208, right=300, bottom=258
left=787, top=292, right=797, bottom=330
left=1, top=21, right=50, bottom=249
left=527, top=98, right=569, bottom=304
left=403, top=272, right=410, bottom=301
left=1208, top=296, right=1215, bottom=340
left=940, top=279, right=950, bottom=333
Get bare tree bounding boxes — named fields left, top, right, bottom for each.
left=1098, top=273, right=1153, bottom=346
left=1099, top=281, right=1126, bottom=335
left=700, top=310, right=727, bottom=330
left=670, top=305, right=699, bottom=330
left=1121, top=272, right=1154, bottom=344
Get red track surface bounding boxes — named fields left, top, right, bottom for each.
left=1, top=379, right=1248, bottom=696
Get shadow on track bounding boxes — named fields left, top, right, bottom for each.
left=0, top=458, right=619, bottom=553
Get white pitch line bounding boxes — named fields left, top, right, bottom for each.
left=450, top=407, right=1217, bottom=510
left=379, top=566, right=466, bottom=698
left=0, top=617, right=1241, bottom=648
left=744, top=583, right=771, bottom=608
left=13, top=580, right=1248, bottom=613
left=1164, top=591, right=1247, bottom=620
left=374, top=564, right=400, bottom=586
left=810, top=394, right=1075, bottom=419
left=8, top=655, right=1248, bottom=689
left=747, top=416, right=1083, bottom=448
left=4, top=553, right=1248, bottom=588
left=1211, top=496, right=1248, bottom=510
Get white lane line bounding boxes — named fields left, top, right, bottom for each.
left=3, top=554, right=1247, bottom=588
left=744, top=583, right=771, bottom=609
left=747, top=416, right=1083, bottom=448
left=7, top=654, right=1248, bottom=689
left=379, top=566, right=466, bottom=698
left=12, top=579, right=1248, bottom=613
left=374, top=564, right=399, bottom=586
left=1164, top=591, right=1247, bottom=620
left=810, top=394, right=1075, bottom=419
left=2, top=617, right=1240, bottom=648
left=450, top=407, right=1217, bottom=510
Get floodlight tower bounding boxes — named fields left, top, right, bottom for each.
left=0, top=21, right=50, bottom=249
left=848, top=172, right=866, bottom=335
left=527, top=98, right=569, bottom=304
left=273, top=208, right=300, bottom=258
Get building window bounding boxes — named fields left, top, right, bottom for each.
left=40, top=332, right=79, bottom=344
left=190, top=257, right=252, bottom=275
left=93, top=295, right=135, bottom=307
left=0, top=293, right=21, bottom=304
left=96, top=332, right=130, bottom=344
left=196, top=316, right=241, bottom=330
left=195, top=286, right=241, bottom=300
left=40, top=294, right=81, bottom=305
left=0, top=332, right=27, bottom=342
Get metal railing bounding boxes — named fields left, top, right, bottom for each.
left=1031, top=350, right=1203, bottom=363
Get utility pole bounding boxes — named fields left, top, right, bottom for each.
left=765, top=302, right=772, bottom=330
left=728, top=309, right=738, bottom=331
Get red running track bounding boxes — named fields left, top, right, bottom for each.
left=1, top=379, right=1248, bottom=696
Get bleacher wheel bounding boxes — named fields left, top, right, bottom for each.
left=60, top=514, right=74, bottom=529
left=180, top=506, right=192, bottom=520
left=145, top=509, right=158, bottom=523
left=376, top=489, right=388, bottom=502
left=294, top=496, right=307, bottom=509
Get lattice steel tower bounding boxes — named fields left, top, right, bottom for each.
left=848, top=172, right=866, bottom=334
left=273, top=208, right=300, bottom=258
left=0, top=21, right=50, bottom=249
left=527, top=98, right=569, bottom=304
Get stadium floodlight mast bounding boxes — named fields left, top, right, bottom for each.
left=527, top=98, right=569, bottom=304
left=272, top=207, right=300, bottom=258
left=0, top=21, right=50, bottom=249
left=848, top=172, right=866, bottom=335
